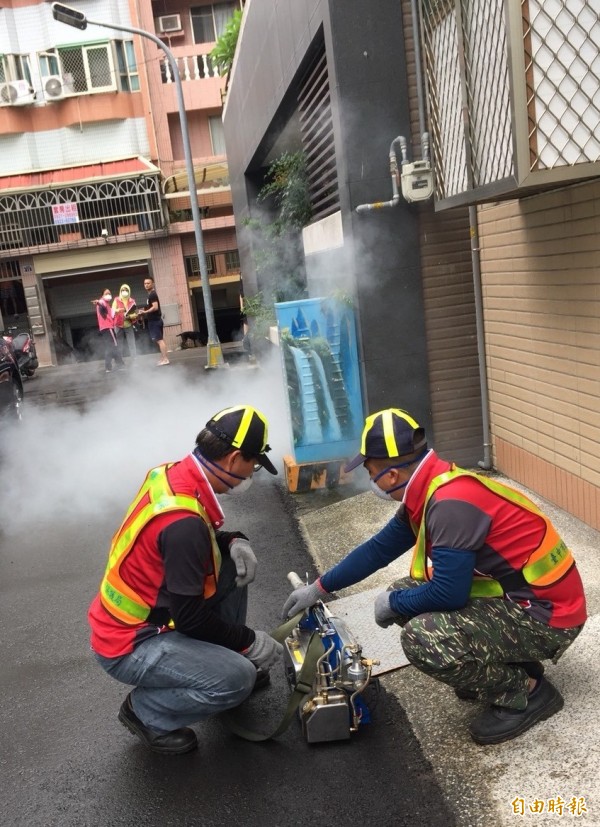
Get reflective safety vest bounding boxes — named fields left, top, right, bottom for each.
left=100, top=464, right=222, bottom=625
left=409, top=466, right=575, bottom=598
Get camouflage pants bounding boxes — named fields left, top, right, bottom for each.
left=390, top=577, right=583, bottom=710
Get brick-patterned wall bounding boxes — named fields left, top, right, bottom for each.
left=478, top=180, right=600, bottom=529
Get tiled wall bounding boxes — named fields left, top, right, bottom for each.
left=478, top=180, right=600, bottom=528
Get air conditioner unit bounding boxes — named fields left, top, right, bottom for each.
left=44, top=75, right=68, bottom=101
left=157, top=14, right=182, bottom=33
left=0, top=79, right=35, bottom=107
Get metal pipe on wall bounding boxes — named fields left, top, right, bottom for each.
left=468, top=205, right=493, bottom=470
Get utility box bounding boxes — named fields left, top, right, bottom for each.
left=275, top=297, right=364, bottom=465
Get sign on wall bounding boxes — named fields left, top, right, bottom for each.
left=51, top=203, right=79, bottom=225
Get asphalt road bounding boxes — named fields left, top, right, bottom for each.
left=0, top=359, right=455, bottom=826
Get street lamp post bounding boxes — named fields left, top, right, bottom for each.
left=51, top=2, right=224, bottom=369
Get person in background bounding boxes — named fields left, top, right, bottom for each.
left=283, top=408, right=587, bottom=746
left=137, top=277, right=169, bottom=366
left=112, top=284, right=138, bottom=361
left=88, top=405, right=282, bottom=755
left=91, top=289, right=125, bottom=373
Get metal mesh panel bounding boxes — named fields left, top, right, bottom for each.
left=523, top=0, right=600, bottom=170
left=461, top=0, right=513, bottom=187
left=420, top=0, right=600, bottom=203
left=0, top=175, right=164, bottom=253
left=58, top=44, right=116, bottom=94
left=421, top=1, right=468, bottom=199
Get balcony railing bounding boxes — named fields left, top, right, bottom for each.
left=0, top=174, right=165, bottom=254
left=161, top=52, right=219, bottom=83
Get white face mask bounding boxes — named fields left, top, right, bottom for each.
left=103, top=294, right=112, bottom=302
left=369, top=479, right=396, bottom=500
left=225, top=476, right=253, bottom=496
left=121, top=291, right=129, bottom=298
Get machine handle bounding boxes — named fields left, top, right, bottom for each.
left=287, top=571, right=305, bottom=590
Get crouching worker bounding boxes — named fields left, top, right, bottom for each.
left=88, top=405, right=283, bottom=755
left=282, top=408, right=587, bottom=746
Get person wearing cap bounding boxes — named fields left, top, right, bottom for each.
left=88, top=405, right=282, bottom=755
left=283, top=408, right=586, bottom=745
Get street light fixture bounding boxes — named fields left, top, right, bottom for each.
left=51, top=2, right=224, bottom=369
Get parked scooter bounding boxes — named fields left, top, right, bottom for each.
left=2, top=325, right=38, bottom=378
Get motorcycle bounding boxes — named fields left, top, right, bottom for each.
left=2, top=326, right=39, bottom=378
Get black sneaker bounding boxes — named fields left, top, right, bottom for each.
left=468, top=677, right=564, bottom=745
left=118, top=693, right=198, bottom=755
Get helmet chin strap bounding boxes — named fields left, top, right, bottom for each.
left=193, top=448, right=247, bottom=489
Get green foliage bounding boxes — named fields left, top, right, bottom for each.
left=210, top=9, right=243, bottom=77
left=257, top=152, right=312, bottom=233
left=242, top=292, right=276, bottom=340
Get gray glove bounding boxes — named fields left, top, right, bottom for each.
left=243, top=630, right=283, bottom=671
left=230, top=538, right=257, bottom=587
left=374, top=590, right=398, bottom=628
left=282, top=579, right=327, bottom=619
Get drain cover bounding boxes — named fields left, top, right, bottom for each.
left=328, top=587, right=410, bottom=676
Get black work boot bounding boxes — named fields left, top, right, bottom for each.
left=454, top=660, right=545, bottom=702
left=468, top=677, right=564, bottom=745
left=118, top=694, right=198, bottom=755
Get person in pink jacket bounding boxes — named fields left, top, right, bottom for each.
left=92, top=289, right=125, bottom=373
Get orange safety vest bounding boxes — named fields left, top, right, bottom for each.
left=409, top=466, right=575, bottom=598
left=100, top=464, right=222, bottom=625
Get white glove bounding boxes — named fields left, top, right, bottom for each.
left=230, top=538, right=257, bottom=587
left=243, top=630, right=283, bottom=671
left=282, top=579, right=327, bottom=619
left=373, top=590, right=398, bottom=628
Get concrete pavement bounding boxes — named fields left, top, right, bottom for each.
left=23, top=348, right=598, bottom=825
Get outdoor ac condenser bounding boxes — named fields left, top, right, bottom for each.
left=0, top=79, right=35, bottom=107
left=157, top=14, right=182, bottom=33
left=44, top=75, right=67, bottom=101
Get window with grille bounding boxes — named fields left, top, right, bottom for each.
left=225, top=250, right=240, bottom=271
left=0, top=54, right=32, bottom=85
left=39, top=43, right=117, bottom=94
left=185, top=254, right=216, bottom=277
left=190, top=2, right=238, bottom=44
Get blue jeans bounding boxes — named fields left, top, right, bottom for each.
left=95, top=559, right=257, bottom=733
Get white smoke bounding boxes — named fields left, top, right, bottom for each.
left=0, top=347, right=292, bottom=536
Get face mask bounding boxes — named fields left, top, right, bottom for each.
left=225, top=476, right=253, bottom=496
left=369, top=479, right=396, bottom=500
left=121, top=291, right=129, bottom=297
left=103, top=294, right=112, bottom=302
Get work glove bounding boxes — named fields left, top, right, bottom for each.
left=229, top=538, right=257, bottom=587
left=373, top=590, right=399, bottom=628
left=242, top=630, right=283, bottom=671
left=282, top=579, right=327, bottom=619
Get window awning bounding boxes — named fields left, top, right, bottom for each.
left=0, top=157, right=160, bottom=195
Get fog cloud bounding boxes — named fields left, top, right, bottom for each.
left=0, top=348, right=291, bottom=536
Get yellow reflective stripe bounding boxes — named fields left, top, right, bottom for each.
left=523, top=539, right=571, bottom=582
left=101, top=579, right=149, bottom=621
left=382, top=410, right=399, bottom=457
left=232, top=406, right=255, bottom=449
left=360, top=412, right=379, bottom=454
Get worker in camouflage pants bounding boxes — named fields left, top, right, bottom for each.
left=283, top=409, right=586, bottom=745
left=393, top=576, right=581, bottom=711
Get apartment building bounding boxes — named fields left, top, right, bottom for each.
left=0, top=0, right=242, bottom=366
left=223, top=0, right=600, bottom=529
